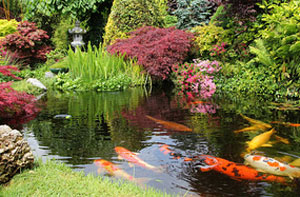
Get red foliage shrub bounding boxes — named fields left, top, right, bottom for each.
left=0, top=82, right=41, bottom=119
left=107, top=26, right=194, bottom=80
left=0, top=65, right=22, bottom=80
left=0, top=21, right=52, bottom=65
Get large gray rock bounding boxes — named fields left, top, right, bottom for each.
left=26, top=78, right=47, bottom=90
left=0, top=125, right=34, bottom=184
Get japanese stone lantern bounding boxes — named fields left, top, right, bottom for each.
left=68, top=20, right=86, bottom=50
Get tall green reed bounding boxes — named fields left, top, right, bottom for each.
left=66, top=43, right=145, bottom=85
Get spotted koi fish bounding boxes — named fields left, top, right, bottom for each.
left=195, top=155, right=288, bottom=184
left=159, top=144, right=189, bottom=160
left=146, top=115, right=192, bottom=132
left=244, top=154, right=300, bottom=179
left=115, top=146, right=161, bottom=172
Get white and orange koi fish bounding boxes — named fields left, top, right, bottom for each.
left=94, top=159, right=136, bottom=181
left=244, top=154, right=300, bottom=179
left=94, top=159, right=150, bottom=185
left=115, top=146, right=162, bottom=172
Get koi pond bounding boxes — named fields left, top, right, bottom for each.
left=7, top=88, right=300, bottom=196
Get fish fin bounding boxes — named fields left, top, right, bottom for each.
left=153, top=165, right=165, bottom=173
left=234, top=126, right=259, bottom=133
left=244, top=161, right=250, bottom=166
left=118, top=155, right=123, bottom=160
left=289, top=158, right=300, bottom=167
left=97, top=168, right=104, bottom=174
left=199, top=166, right=214, bottom=172
left=261, top=143, right=273, bottom=147
left=230, top=177, right=242, bottom=182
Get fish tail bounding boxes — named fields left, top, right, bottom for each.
left=134, top=177, right=152, bottom=187
left=292, top=171, right=300, bottom=178
left=146, top=115, right=157, bottom=122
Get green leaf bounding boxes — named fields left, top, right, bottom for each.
left=289, top=41, right=300, bottom=54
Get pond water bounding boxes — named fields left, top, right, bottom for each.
left=9, top=88, right=300, bottom=196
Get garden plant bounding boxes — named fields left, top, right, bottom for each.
left=1, top=0, right=300, bottom=196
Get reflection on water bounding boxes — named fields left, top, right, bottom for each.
left=16, top=88, right=300, bottom=196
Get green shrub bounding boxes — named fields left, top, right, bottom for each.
left=51, top=18, right=74, bottom=51
left=248, top=0, right=300, bottom=95
left=0, top=19, right=19, bottom=39
left=45, top=49, right=67, bottom=67
left=216, top=61, right=281, bottom=99
left=191, top=23, right=231, bottom=59
left=163, top=15, right=178, bottom=28
left=103, top=0, right=165, bottom=46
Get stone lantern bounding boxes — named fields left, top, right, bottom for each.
left=68, top=20, right=86, bottom=50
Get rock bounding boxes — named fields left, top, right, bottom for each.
left=0, top=125, right=34, bottom=184
left=45, top=71, right=55, bottom=78
left=26, top=78, right=47, bottom=90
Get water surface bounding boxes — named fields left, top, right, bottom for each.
left=17, top=88, right=300, bottom=196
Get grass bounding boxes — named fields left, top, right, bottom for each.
left=67, top=43, right=145, bottom=84
left=0, top=159, right=171, bottom=197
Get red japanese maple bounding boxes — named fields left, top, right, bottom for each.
left=0, top=82, right=41, bottom=119
left=0, top=21, right=52, bottom=65
left=0, top=65, right=22, bottom=80
left=107, top=26, right=194, bottom=80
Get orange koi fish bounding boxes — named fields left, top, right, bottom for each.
left=94, top=159, right=136, bottom=181
left=115, top=146, right=161, bottom=172
left=271, top=121, right=300, bottom=127
left=195, top=155, right=288, bottom=184
left=289, top=123, right=300, bottom=127
left=146, top=115, right=192, bottom=132
left=244, top=154, right=300, bottom=179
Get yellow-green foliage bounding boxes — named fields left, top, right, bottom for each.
left=51, top=18, right=74, bottom=51
left=0, top=19, right=19, bottom=39
left=191, top=23, right=231, bottom=57
left=103, top=0, right=165, bottom=47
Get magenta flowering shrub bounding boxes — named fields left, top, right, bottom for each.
left=209, top=42, right=227, bottom=57
left=189, top=102, right=219, bottom=114
left=172, top=59, right=221, bottom=100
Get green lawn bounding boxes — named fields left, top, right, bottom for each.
left=0, top=159, right=172, bottom=197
